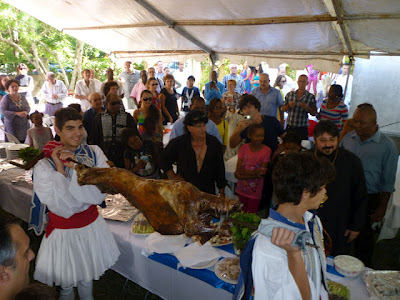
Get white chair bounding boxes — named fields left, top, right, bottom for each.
left=0, top=125, right=20, bottom=144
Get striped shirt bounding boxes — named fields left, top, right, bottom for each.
left=319, top=99, right=348, bottom=129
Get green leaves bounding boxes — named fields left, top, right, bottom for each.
left=230, top=212, right=261, bottom=251
left=18, top=147, right=40, bottom=163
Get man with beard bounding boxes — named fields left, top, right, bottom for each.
left=314, top=120, right=368, bottom=255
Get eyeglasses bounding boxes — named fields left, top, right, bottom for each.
left=110, top=101, right=120, bottom=106
left=151, top=83, right=158, bottom=86
left=143, top=97, right=153, bottom=102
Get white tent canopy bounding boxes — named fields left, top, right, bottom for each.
left=4, top=0, right=400, bottom=71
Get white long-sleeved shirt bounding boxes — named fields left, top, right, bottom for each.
left=41, top=80, right=68, bottom=104
left=252, top=211, right=328, bottom=300
left=33, top=145, right=109, bottom=219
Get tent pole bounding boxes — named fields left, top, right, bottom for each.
left=210, top=54, right=216, bottom=71
left=331, top=0, right=353, bottom=57
left=134, top=0, right=212, bottom=55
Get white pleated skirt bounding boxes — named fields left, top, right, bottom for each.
left=34, top=215, right=120, bottom=287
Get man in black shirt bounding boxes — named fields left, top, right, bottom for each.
left=314, top=120, right=368, bottom=255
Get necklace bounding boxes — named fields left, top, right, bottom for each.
left=192, top=140, right=206, bottom=170
left=314, top=148, right=339, bottom=165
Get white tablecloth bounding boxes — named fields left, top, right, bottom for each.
left=108, top=220, right=233, bottom=300
left=0, top=167, right=32, bottom=222
left=0, top=167, right=373, bottom=300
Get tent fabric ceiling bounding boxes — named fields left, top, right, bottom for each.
left=4, top=0, right=400, bottom=71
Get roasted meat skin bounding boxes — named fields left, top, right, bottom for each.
left=75, top=165, right=240, bottom=236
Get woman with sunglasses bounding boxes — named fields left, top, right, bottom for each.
left=273, top=75, right=287, bottom=101
left=133, top=90, right=163, bottom=136
left=146, top=77, right=161, bottom=110
left=273, top=75, right=287, bottom=123
left=15, top=63, right=34, bottom=101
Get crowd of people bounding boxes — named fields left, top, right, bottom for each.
left=0, top=59, right=397, bottom=300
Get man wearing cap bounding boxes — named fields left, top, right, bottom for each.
left=119, top=61, right=140, bottom=109
left=41, top=72, right=68, bottom=116
left=222, top=64, right=245, bottom=94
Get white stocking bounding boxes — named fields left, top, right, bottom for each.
left=59, top=284, right=74, bottom=300
left=77, top=281, right=93, bottom=300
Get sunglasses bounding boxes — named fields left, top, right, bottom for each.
left=19, top=68, right=26, bottom=70
left=151, top=83, right=158, bottom=86
left=280, top=80, right=286, bottom=83
left=143, top=97, right=153, bottom=102
left=110, top=101, right=120, bottom=106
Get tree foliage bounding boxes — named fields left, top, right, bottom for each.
left=0, top=1, right=112, bottom=90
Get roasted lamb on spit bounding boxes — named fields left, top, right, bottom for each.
left=76, top=165, right=240, bottom=240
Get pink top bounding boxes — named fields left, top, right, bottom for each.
left=130, top=81, right=146, bottom=100
left=235, top=143, right=271, bottom=199
left=307, top=64, right=319, bottom=80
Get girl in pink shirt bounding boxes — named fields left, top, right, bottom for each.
left=235, top=124, right=271, bottom=213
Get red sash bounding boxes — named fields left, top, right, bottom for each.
left=46, top=205, right=99, bottom=237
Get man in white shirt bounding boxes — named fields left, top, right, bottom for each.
left=75, top=69, right=100, bottom=112
left=89, top=69, right=102, bottom=92
left=173, top=62, right=188, bottom=95
left=118, top=61, right=140, bottom=110
left=334, top=63, right=353, bottom=107
left=155, top=61, right=164, bottom=82
left=41, top=72, right=68, bottom=116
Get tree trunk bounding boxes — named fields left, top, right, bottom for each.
left=30, top=42, right=47, bottom=80
left=68, top=40, right=84, bottom=92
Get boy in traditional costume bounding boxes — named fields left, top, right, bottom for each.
left=33, top=108, right=120, bottom=300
